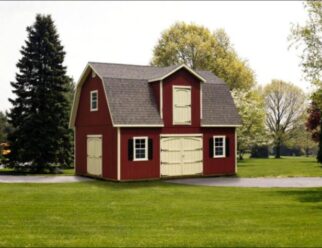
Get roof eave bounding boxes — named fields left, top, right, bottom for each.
left=148, top=64, right=206, bottom=83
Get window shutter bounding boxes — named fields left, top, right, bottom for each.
left=128, top=139, right=133, bottom=161
left=209, top=137, right=214, bottom=158
left=148, top=138, right=153, bottom=160
left=226, top=137, right=230, bottom=157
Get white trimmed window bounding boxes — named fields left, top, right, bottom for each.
left=173, top=86, right=191, bottom=125
left=213, top=136, right=226, bottom=158
left=133, top=137, right=148, bottom=161
left=90, top=90, right=98, bottom=111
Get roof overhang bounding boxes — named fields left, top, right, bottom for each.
left=148, top=64, right=206, bottom=83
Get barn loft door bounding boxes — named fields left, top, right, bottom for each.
left=87, top=135, right=102, bottom=176
left=173, top=86, right=191, bottom=125
left=161, top=136, right=202, bottom=177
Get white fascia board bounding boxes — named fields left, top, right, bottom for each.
left=114, top=124, right=164, bottom=127
left=69, top=64, right=92, bottom=128
left=148, top=64, right=206, bottom=83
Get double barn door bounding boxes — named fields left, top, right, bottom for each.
left=161, top=136, right=203, bottom=177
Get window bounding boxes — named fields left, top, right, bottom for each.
left=213, top=136, right=226, bottom=158
left=173, top=86, right=191, bottom=125
left=133, top=137, right=148, bottom=161
left=90, top=90, right=98, bottom=111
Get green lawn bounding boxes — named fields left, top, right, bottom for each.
left=238, top=156, right=322, bottom=177
left=0, top=181, right=322, bottom=247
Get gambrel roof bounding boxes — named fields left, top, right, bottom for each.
left=69, top=62, right=241, bottom=127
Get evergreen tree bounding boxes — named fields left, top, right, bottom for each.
left=6, top=14, right=73, bottom=172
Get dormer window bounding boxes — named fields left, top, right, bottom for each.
left=90, top=90, right=98, bottom=111
left=173, top=86, right=191, bottom=125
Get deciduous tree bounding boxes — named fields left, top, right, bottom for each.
left=232, top=88, right=266, bottom=160
left=290, top=1, right=322, bottom=162
left=289, top=1, right=322, bottom=87
left=151, top=22, right=255, bottom=90
left=264, top=80, right=306, bottom=158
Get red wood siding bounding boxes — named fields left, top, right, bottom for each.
left=150, top=81, right=160, bottom=112
left=202, top=128, right=236, bottom=175
left=162, top=68, right=201, bottom=129
left=120, top=128, right=160, bottom=180
left=75, top=73, right=117, bottom=180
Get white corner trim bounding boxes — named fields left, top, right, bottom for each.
left=213, top=135, right=226, bottom=158
left=117, top=128, right=121, bottom=180
left=73, top=127, right=76, bottom=170
left=148, top=64, right=206, bottom=83
left=200, top=84, right=203, bottom=120
left=235, top=128, right=238, bottom=173
left=160, top=80, right=163, bottom=119
left=202, top=124, right=242, bottom=127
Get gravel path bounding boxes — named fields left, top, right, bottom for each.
left=0, top=175, right=93, bottom=183
left=166, top=177, right=322, bottom=188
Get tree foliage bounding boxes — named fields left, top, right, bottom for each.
left=289, top=0, right=322, bottom=87
left=151, top=22, right=255, bottom=90
left=285, top=112, right=317, bottom=156
left=264, top=80, right=306, bottom=158
left=0, top=111, right=10, bottom=143
left=290, top=1, right=322, bottom=162
left=5, top=14, right=73, bottom=172
left=231, top=88, right=267, bottom=159
left=306, top=100, right=321, bottom=142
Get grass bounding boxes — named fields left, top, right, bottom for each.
left=237, top=156, right=322, bottom=178
left=0, top=181, right=322, bottom=247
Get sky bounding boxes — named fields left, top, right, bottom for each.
left=0, top=1, right=309, bottom=112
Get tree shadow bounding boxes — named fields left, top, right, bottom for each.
left=277, top=188, right=322, bottom=203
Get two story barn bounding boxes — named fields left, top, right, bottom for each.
left=69, top=62, right=241, bottom=181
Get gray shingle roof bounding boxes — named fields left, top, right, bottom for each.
left=90, top=62, right=241, bottom=126
left=102, top=77, right=163, bottom=126
left=202, top=83, right=241, bottom=125
left=89, top=62, right=178, bottom=81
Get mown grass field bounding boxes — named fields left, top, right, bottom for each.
left=0, top=181, right=322, bottom=247
left=1, top=157, right=322, bottom=247
left=237, top=156, right=322, bottom=177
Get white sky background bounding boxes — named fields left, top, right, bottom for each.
left=0, top=1, right=309, bottom=112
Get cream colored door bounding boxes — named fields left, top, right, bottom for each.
left=87, top=135, right=102, bottom=176
left=173, top=86, right=191, bottom=125
left=160, top=136, right=202, bottom=176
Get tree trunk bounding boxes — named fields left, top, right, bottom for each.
left=275, top=139, right=281, bottom=159
left=238, top=149, right=244, bottom=160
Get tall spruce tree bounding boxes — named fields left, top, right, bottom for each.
left=6, top=14, right=73, bottom=172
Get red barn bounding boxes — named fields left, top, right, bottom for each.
left=69, top=62, right=241, bottom=181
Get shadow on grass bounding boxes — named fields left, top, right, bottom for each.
left=278, top=188, right=322, bottom=203
left=80, top=178, right=184, bottom=191
left=0, top=169, right=67, bottom=176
